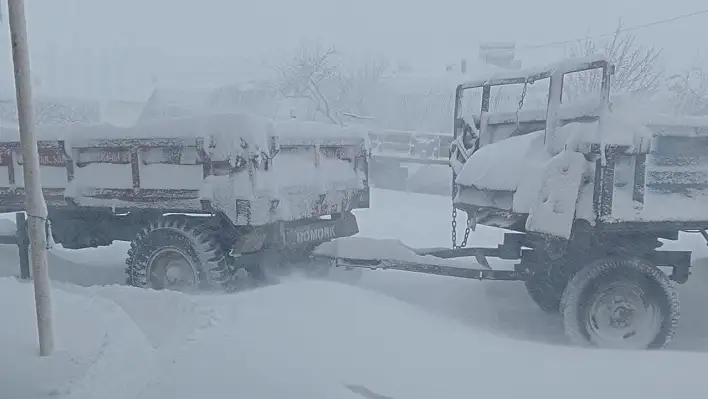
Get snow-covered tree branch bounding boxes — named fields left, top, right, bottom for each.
left=337, top=58, right=389, bottom=121
left=565, top=21, right=664, bottom=101
left=276, top=45, right=387, bottom=125
left=666, top=62, right=708, bottom=116
left=277, top=45, right=342, bottom=124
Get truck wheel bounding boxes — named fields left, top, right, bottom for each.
left=560, top=257, right=679, bottom=349
left=126, top=219, right=229, bottom=292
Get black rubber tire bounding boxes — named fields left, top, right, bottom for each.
left=560, top=257, right=679, bottom=349
left=125, top=218, right=228, bottom=291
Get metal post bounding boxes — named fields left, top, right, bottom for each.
left=7, top=0, right=54, bottom=356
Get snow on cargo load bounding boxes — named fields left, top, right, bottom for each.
left=0, top=112, right=369, bottom=150
left=0, top=113, right=370, bottom=226
left=454, top=110, right=708, bottom=233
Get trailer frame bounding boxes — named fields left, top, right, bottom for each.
left=313, top=54, right=708, bottom=350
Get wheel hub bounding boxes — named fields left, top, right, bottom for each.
left=164, top=259, right=192, bottom=285
left=149, top=247, right=197, bottom=291
left=586, top=283, right=661, bottom=348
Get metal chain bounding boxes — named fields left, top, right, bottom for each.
left=450, top=173, right=471, bottom=250
left=246, top=165, right=254, bottom=225
left=451, top=206, right=472, bottom=249
left=451, top=205, right=457, bottom=247
left=515, top=80, right=529, bottom=133
left=453, top=82, right=534, bottom=250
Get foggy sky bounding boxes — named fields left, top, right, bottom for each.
left=1, top=0, right=706, bottom=98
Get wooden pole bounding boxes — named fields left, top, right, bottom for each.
left=7, top=0, right=54, bottom=356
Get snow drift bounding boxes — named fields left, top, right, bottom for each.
left=135, top=278, right=708, bottom=399
left=0, top=278, right=154, bottom=399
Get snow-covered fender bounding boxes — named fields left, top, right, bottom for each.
left=525, top=149, right=588, bottom=239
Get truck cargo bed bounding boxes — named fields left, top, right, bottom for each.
left=0, top=113, right=371, bottom=224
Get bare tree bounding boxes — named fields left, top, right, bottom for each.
left=337, top=58, right=388, bottom=120
left=667, top=63, right=708, bottom=115
left=565, top=20, right=664, bottom=101
left=276, top=45, right=388, bottom=125
left=277, top=45, right=342, bottom=124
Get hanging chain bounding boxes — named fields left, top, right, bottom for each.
left=451, top=206, right=472, bottom=249
left=515, top=80, right=530, bottom=133
left=451, top=175, right=471, bottom=250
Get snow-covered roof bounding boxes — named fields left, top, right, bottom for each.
left=139, top=86, right=213, bottom=119
left=459, top=54, right=610, bottom=89
left=138, top=82, right=277, bottom=123
left=0, top=96, right=103, bottom=125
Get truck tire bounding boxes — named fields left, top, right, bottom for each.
left=126, top=219, right=229, bottom=292
left=560, top=257, right=679, bottom=349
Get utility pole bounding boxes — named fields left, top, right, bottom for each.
left=7, top=0, right=54, bottom=356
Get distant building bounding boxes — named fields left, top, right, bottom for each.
left=478, top=42, right=522, bottom=70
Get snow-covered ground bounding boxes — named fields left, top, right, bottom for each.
left=3, top=188, right=708, bottom=398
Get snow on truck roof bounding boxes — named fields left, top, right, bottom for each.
left=0, top=113, right=369, bottom=148
left=458, top=54, right=610, bottom=90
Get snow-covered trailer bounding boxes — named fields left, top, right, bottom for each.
left=0, top=113, right=370, bottom=290
left=314, top=54, right=708, bottom=350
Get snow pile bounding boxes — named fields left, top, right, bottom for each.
left=60, top=284, right=219, bottom=351
left=200, top=113, right=275, bottom=163
left=454, top=95, right=656, bottom=227
left=4, top=189, right=708, bottom=398
left=0, top=218, right=128, bottom=287
left=0, top=114, right=370, bottom=224
left=0, top=278, right=154, bottom=399
left=0, top=217, right=18, bottom=236
left=564, top=113, right=653, bottom=155
left=455, top=130, right=549, bottom=192
left=0, top=112, right=368, bottom=156
left=137, top=278, right=708, bottom=399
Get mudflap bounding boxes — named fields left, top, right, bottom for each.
left=281, top=211, right=360, bottom=249
left=228, top=211, right=361, bottom=284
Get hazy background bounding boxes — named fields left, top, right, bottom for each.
left=0, top=0, right=706, bottom=101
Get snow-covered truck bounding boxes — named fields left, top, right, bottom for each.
left=0, top=113, right=370, bottom=290
left=314, top=54, right=708, bottom=350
